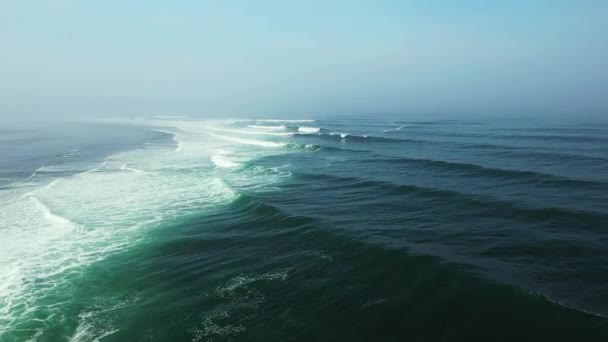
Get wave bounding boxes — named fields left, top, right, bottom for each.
left=208, top=126, right=293, bottom=136
left=226, top=194, right=319, bottom=228
left=0, top=129, right=253, bottom=337
left=210, top=133, right=285, bottom=148
left=295, top=132, right=408, bottom=144
left=119, top=163, right=146, bottom=174
left=20, top=167, right=46, bottom=183
left=292, top=171, right=608, bottom=231
left=175, top=141, right=183, bottom=152
left=61, top=149, right=82, bottom=159
left=385, top=129, right=608, bottom=145
left=211, top=154, right=240, bottom=168
left=372, top=157, right=608, bottom=191
left=382, top=124, right=414, bottom=133
left=298, top=127, right=321, bottom=134
left=285, top=143, right=323, bottom=152
left=246, top=125, right=286, bottom=131
left=21, top=179, right=61, bottom=198
left=493, top=149, right=608, bottom=165
left=492, top=133, right=608, bottom=144
left=329, top=132, right=349, bottom=138
left=255, top=119, right=315, bottom=123
left=31, top=196, right=79, bottom=231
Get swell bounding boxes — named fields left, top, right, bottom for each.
left=295, top=131, right=607, bottom=152
left=294, top=132, right=420, bottom=144
left=212, top=193, right=321, bottom=233
left=489, top=149, right=608, bottom=165
left=368, top=156, right=608, bottom=191
left=293, top=171, right=608, bottom=232
left=384, top=129, right=608, bottom=144
left=183, top=186, right=608, bottom=327
left=127, top=190, right=608, bottom=339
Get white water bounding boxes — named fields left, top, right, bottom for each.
left=207, top=126, right=293, bottom=137
left=330, top=132, right=349, bottom=138
left=298, top=127, right=321, bottom=134
left=0, top=118, right=299, bottom=341
left=212, top=153, right=241, bottom=168
left=255, top=119, right=314, bottom=123
left=210, top=133, right=286, bottom=148
left=247, top=125, right=286, bottom=131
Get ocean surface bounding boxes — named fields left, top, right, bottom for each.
left=1, top=116, right=608, bottom=341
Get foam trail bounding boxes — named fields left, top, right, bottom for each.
left=173, top=134, right=183, bottom=152
left=120, top=164, right=146, bottom=174
left=383, top=125, right=412, bottom=133
left=208, top=127, right=292, bottom=137
left=21, top=179, right=60, bottom=199
left=298, top=127, right=321, bottom=134
left=247, top=125, right=286, bottom=131
left=31, top=196, right=78, bottom=230
left=23, top=172, right=38, bottom=183
left=210, top=133, right=285, bottom=148
left=256, top=119, right=315, bottom=123
left=211, top=154, right=240, bottom=168
left=1, top=118, right=302, bottom=339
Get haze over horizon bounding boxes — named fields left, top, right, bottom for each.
left=1, top=0, right=607, bottom=120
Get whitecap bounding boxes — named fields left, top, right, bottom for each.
left=211, top=154, right=240, bottom=168
left=298, top=127, right=321, bottom=134
left=255, top=119, right=314, bottom=123
left=246, top=125, right=286, bottom=131
left=208, top=127, right=292, bottom=137
left=119, top=163, right=146, bottom=174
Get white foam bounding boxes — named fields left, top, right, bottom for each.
left=330, top=132, right=349, bottom=138
left=208, top=127, right=292, bottom=137
left=21, top=179, right=60, bottom=198
left=0, top=118, right=303, bottom=338
left=210, top=133, right=285, bottom=148
left=31, top=196, right=79, bottom=230
left=383, top=125, right=412, bottom=133
left=170, top=133, right=183, bottom=152
left=246, top=125, right=286, bottom=131
left=120, top=163, right=146, bottom=174
left=298, top=127, right=321, bottom=134
left=22, top=172, right=38, bottom=183
left=68, top=295, right=139, bottom=342
left=256, top=119, right=314, bottom=123
left=211, top=154, right=240, bottom=168
left=62, top=149, right=82, bottom=159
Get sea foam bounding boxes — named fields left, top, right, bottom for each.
left=298, top=127, right=321, bottom=134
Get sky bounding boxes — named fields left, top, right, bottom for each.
left=0, top=0, right=607, bottom=119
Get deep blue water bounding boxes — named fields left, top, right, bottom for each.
left=1, top=117, right=608, bottom=341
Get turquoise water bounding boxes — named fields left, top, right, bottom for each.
left=1, top=117, right=608, bottom=341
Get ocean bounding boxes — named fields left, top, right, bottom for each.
left=1, top=116, right=608, bottom=341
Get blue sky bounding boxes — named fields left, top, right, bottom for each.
left=1, top=1, right=606, bottom=118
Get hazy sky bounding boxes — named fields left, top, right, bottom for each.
left=1, top=1, right=607, bottom=119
